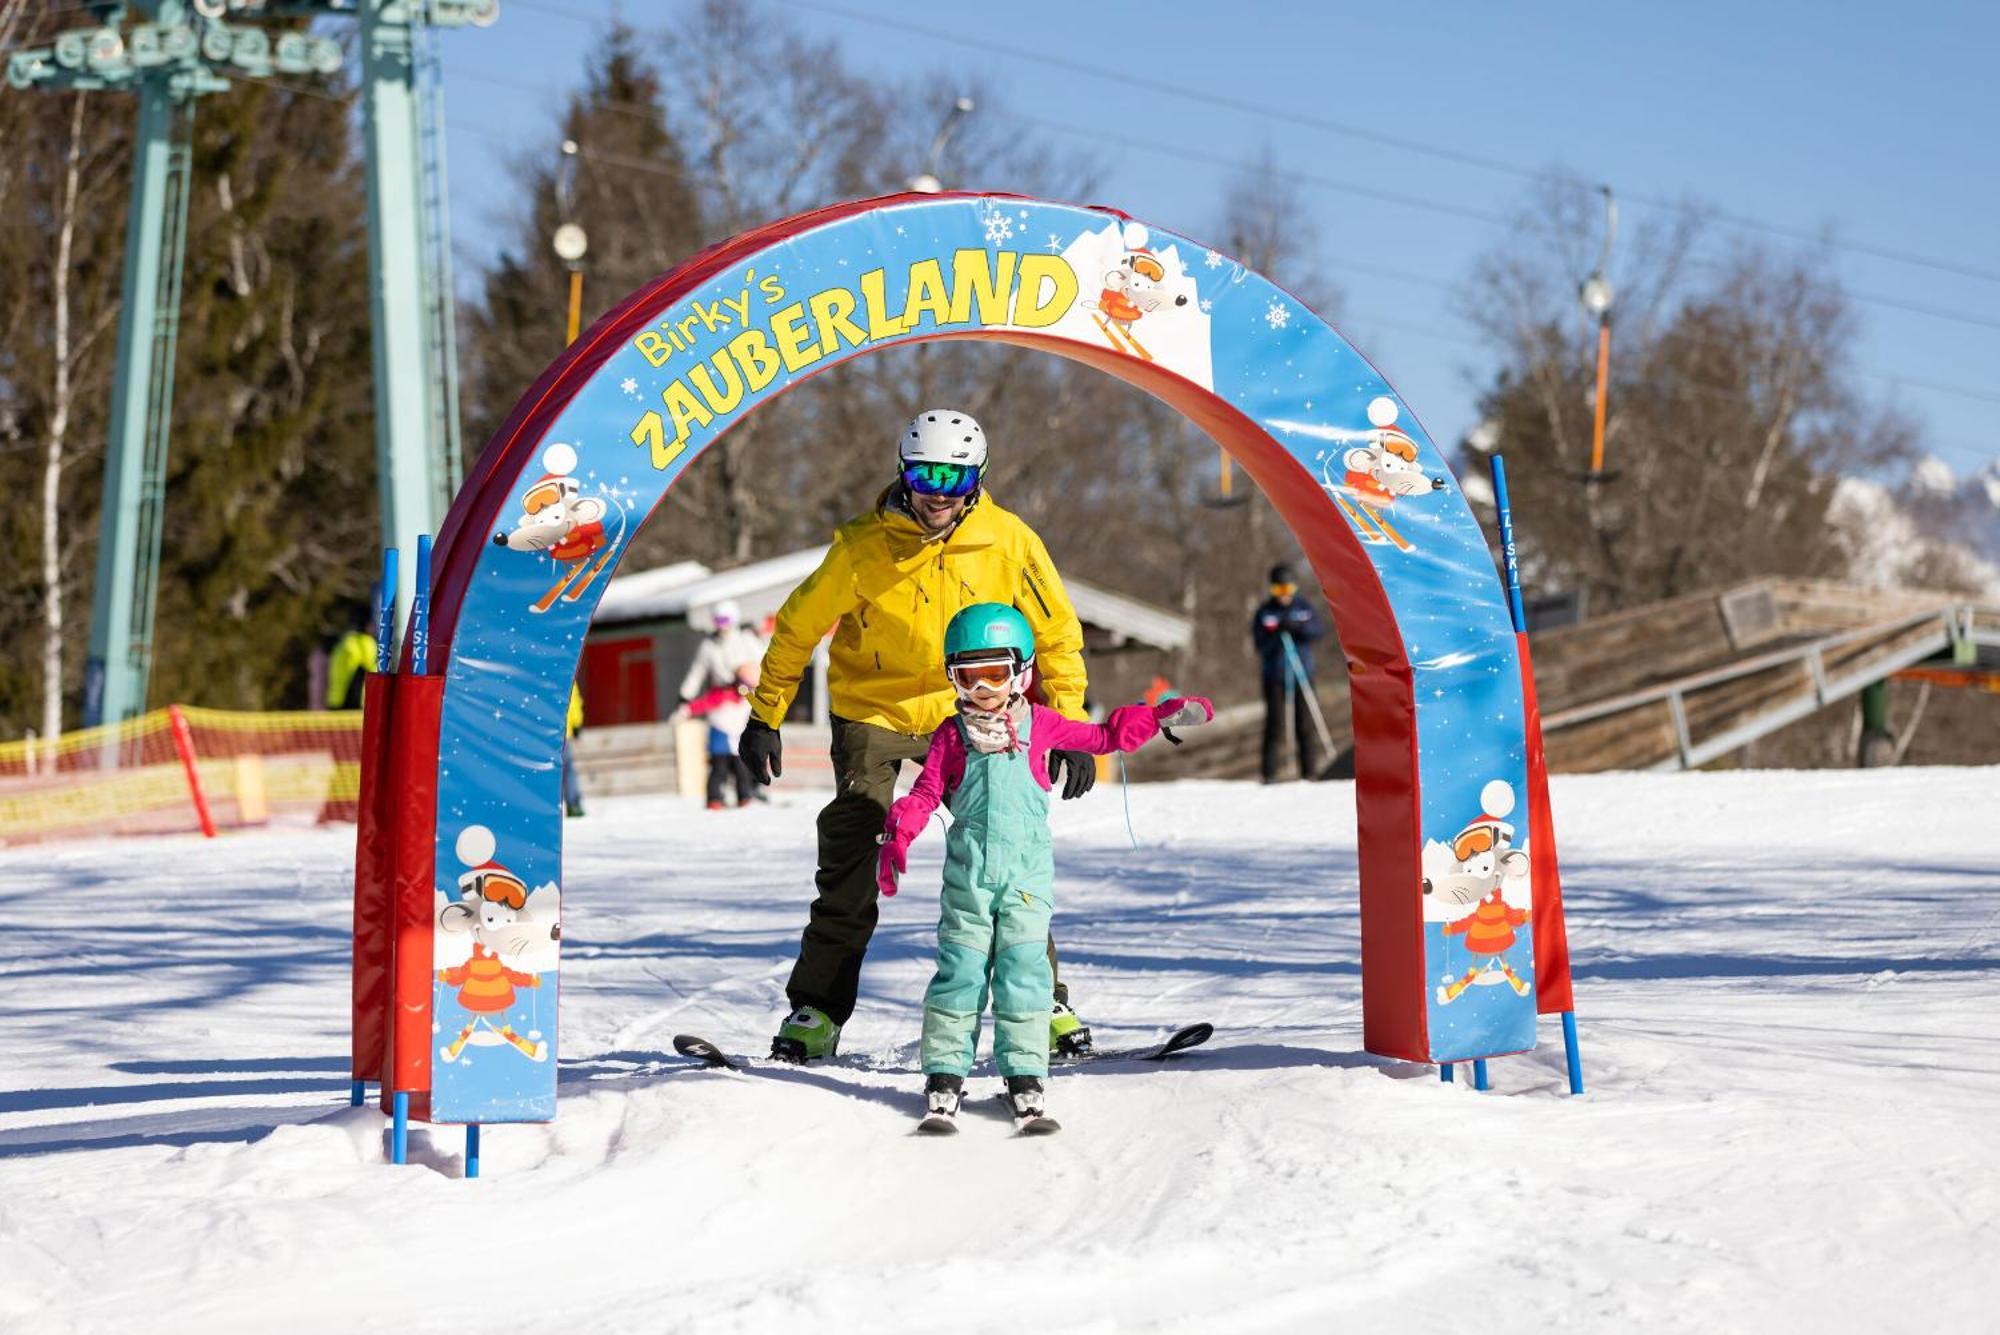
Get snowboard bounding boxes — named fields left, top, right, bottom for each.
left=1052, top=1021, right=1213, bottom=1066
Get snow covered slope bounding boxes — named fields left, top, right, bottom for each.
left=2, top=771, right=1996, bottom=1334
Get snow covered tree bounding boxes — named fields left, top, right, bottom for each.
left=1461, top=173, right=1913, bottom=614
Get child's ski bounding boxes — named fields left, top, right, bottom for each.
left=1011, top=1107, right=1062, bottom=1136
left=1053, top=1021, right=1213, bottom=1065
left=672, top=1033, right=744, bottom=1070
left=916, top=1110, right=959, bottom=1136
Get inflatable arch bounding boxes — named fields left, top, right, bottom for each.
left=351, top=192, right=1577, bottom=1129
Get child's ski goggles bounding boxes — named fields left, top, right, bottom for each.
left=948, top=659, right=1018, bottom=689
left=902, top=460, right=982, bottom=497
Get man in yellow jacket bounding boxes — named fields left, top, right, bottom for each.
left=742, top=408, right=1096, bottom=1062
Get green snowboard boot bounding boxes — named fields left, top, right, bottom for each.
left=1050, top=1000, right=1092, bottom=1057
left=771, top=1005, right=840, bottom=1063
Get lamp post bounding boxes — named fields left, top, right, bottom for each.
left=908, top=96, right=974, bottom=193
left=1579, top=185, right=1616, bottom=481
left=553, top=139, right=587, bottom=345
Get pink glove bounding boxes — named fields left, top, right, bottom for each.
left=1153, top=695, right=1214, bottom=729
left=876, top=833, right=908, bottom=897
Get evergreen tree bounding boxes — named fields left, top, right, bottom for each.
left=460, top=23, right=706, bottom=462
left=0, top=13, right=380, bottom=730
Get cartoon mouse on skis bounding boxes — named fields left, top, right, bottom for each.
left=1429, top=781, right=1533, bottom=1004
left=436, top=825, right=558, bottom=1063
left=493, top=442, right=627, bottom=613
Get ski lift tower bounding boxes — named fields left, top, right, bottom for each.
left=9, top=1, right=493, bottom=730
left=7, top=3, right=346, bottom=730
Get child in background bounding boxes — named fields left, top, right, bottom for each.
left=675, top=663, right=760, bottom=809
left=876, top=603, right=1211, bottom=1134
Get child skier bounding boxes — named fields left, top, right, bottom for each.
left=876, top=603, right=1212, bottom=1134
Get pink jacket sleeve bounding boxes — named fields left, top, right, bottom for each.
left=883, top=724, right=965, bottom=848
left=1032, top=703, right=1162, bottom=757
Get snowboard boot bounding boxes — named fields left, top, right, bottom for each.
left=1004, top=1075, right=1060, bottom=1135
left=918, top=1074, right=963, bottom=1135
left=770, top=1005, right=840, bottom=1063
left=1050, top=1000, right=1093, bottom=1057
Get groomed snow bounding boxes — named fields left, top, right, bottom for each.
left=2, top=770, right=1996, bottom=1334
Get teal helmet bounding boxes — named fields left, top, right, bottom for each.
left=944, top=602, right=1035, bottom=666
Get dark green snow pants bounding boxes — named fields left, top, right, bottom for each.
left=785, top=715, right=1066, bottom=1024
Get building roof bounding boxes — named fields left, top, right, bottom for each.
left=590, top=559, right=713, bottom=625
left=595, top=545, right=1191, bottom=650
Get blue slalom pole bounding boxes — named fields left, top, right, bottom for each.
left=374, top=547, right=399, bottom=672
left=465, top=1124, right=481, bottom=1179
left=1489, top=457, right=1529, bottom=632
left=392, top=1091, right=409, bottom=1165
left=350, top=1080, right=364, bottom=1107
left=1490, top=455, right=1586, bottom=1098
left=409, top=535, right=432, bottom=675
left=1440, top=1063, right=1454, bottom=1083
left=1473, top=1059, right=1490, bottom=1091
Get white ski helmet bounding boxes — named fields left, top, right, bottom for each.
left=899, top=408, right=987, bottom=469
left=709, top=598, right=741, bottom=630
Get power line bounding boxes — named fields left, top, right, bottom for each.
left=436, top=60, right=2000, bottom=340
left=441, top=113, right=2000, bottom=412
left=773, top=0, right=2000, bottom=291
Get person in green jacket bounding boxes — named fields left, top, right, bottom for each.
left=326, top=629, right=376, bottom=711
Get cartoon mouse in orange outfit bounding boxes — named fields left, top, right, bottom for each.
left=436, top=825, right=556, bottom=1063
left=1086, top=247, right=1188, bottom=362
left=1430, top=781, right=1533, bottom=1004
left=493, top=442, right=627, bottom=613
left=1328, top=397, right=1446, bottom=553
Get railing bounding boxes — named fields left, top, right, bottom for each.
left=0, top=706, right=365, bottom=846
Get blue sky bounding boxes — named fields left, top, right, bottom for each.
left=437, top=0, right=1998, bottom=478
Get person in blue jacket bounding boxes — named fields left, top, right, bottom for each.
left=1251, top=563, right=1324, bottom=782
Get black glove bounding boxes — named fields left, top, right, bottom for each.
left=739, top=718, right=782, bottom=784
left=1048, top=748, right=1096, bottom=801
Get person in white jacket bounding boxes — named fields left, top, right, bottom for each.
left=678, top=600, right=766, bottom=807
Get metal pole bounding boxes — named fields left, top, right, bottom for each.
left=359, top=0, right=442, bottom=638
left=1588, top=315, right=1611, bottom=476
left=84, top=76, right=182, bottom=730
left=465, top=1123, right=481, bottom=1178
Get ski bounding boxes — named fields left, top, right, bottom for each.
left=1053, top=1021, right=1213, bottom=1066
left=672, top=1033, right=744, bottom=1071
left=916, top=1112, right=959, bottom=1136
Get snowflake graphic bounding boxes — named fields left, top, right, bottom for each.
left=1199, top=297, right=1213, bottom=313
left=1047, top=232, right=1064, bottom=252
left=1204, top=249, right=1223, bottom=269
left=619, top=377, right=638, bottom=395
left=982, top=210, right=1016, bottom=245
left=1264, top=299, right=1291, bottom=330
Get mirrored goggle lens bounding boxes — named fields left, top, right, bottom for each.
left=949, top=660, right=1016, bottom=688
left=1452, top=827, right=1497, bottom=861
left=1271, top=583, right=1298, bottom=597
left=475, top=874, right=527, bottom=910
left=903, top=461, right=981, bottom=497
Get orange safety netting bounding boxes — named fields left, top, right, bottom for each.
left=0, top=706, right=366, bottom=846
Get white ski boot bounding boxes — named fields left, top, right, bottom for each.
left=918, top=1074, right=963, bottom=1135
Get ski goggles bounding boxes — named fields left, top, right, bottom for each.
left=947, top=656, right=1027, bottom=690
left=902, top=460, right=982, bottom=497
left=1451, top=826, right=1500, bottom=862
left=1270, top=582, right=1298, bottom=598
left=464, top=872, right=528, bottom=910
left=1377, top=431, right=1419, bottom=463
